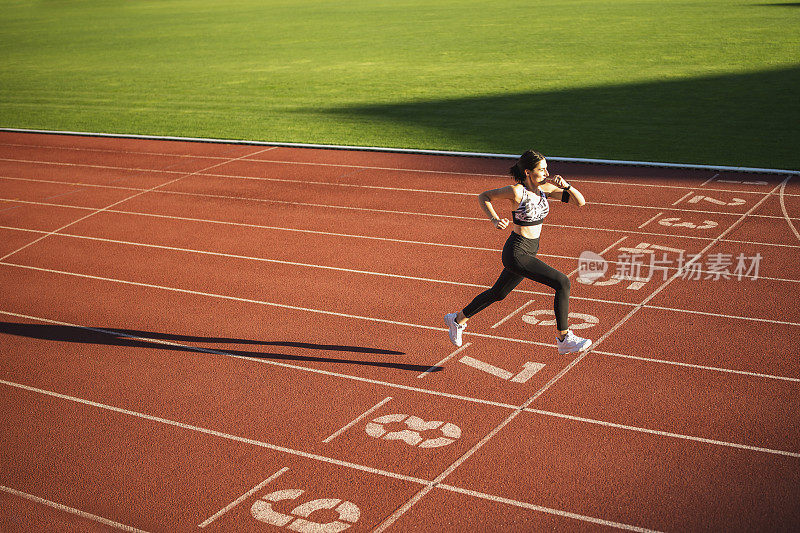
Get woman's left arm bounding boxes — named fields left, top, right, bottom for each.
left=543, top=175, right=586, bottom=206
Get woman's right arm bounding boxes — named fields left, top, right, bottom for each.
left=477, top=185, right=519, bottom=229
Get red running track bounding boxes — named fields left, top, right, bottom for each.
left=0, top=131, right=798, bottom=532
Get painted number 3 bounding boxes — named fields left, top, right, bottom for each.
left=365, top=414, right=461, bottom=448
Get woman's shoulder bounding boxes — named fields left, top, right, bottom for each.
left=509, top=183, right=526, bottom=202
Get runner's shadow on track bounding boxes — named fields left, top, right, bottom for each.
left=0, top=322, right=442, bottom=373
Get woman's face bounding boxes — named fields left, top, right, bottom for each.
left=524, top=159, right=549, bottom=187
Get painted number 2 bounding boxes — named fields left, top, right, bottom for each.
left=251, top=489, right=360, bottom=532
left=365, top=414, right=461, bottom=448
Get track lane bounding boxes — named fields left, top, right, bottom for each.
left=2, top=234, right=797, bottom=454
left=444, top=410, right=800, bottom=531
left=3, top=132, right=799, bottom=532
left=532, top=351, right=800, bottom=453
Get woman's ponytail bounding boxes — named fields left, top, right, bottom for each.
left=509, top=161, right=525, bottom=182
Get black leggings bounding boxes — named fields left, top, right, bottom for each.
left=462, top=232, right=571, bottom=331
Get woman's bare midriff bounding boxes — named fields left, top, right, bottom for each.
left=513, top=224, right=542, bottom=239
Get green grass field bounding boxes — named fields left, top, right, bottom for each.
left=1, top=0, right=798, bottom=169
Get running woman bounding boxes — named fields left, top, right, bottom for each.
left=445, top=149, right=592, bottom=354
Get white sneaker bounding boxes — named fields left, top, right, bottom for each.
left=557, top=330, right=591, bottom=354
left=444, top=313, right=465, bottom=347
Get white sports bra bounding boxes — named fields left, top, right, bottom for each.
left=512, top=187, right=549, bottom=226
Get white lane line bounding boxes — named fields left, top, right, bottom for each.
left=779, top=176, right=800, bottom=243
left=198, top=467, right=289, bottom=528
left=0, top=485, right=150, bottom=533
left=6, top=174, right=800, bottom=221
left=4, top=307, right=796, bottom=399
left=3, top=310, right=797, bottom=463
left=3, top=224, right=800, bottom=288
left=6, top=195, right=800, bottom=251
left=490, top=300, right=534, bottom=329
left=566, top=235, right=629, bottom=277
left=436, top=485, right=660, bottom=533
left=0, top=141, right=234, bottom=161
left=417, top=343, right=472, bottom=379
left=0, top=147, right=276, bottom=263
left=3, top=231, right=800, bottom=328
left=0, top=262, right=555, bottom=350
left=638, top=211, right=664, bottom=229
left=595, top=350, right=800, bottom=383
left=371, top=173, right=789, bottom=533
left=0, top=378, right=429, bottom=486
left=699, top=173, right=720, bottom=187
left=0, top=310, right=520, bottom=411
left=4, top=155, right=797, bottom=197
left=521, top=178, right=788, bottom=409
left=454, top=182, right=793, bottom=520
left=671, top=192, right=693, bottom=206
left=323, top=397, right=393, bottom=443
left=642, top=305, right=800, bottom=327
left=525, top=409, right=800, bottom=459
left=8, top=173, right=800, bottom=223
left=0, top=378, right=655, bottom=533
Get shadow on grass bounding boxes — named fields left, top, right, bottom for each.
left=0, top=321, right=440, bottom=373
left=755, top=2, right=800, bottom=6
left=320, top=66, right=800, bottom=170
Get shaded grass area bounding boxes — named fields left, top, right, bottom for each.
left=322, top=66, right=800, bottom=170
left=0, top=0, right=798, bottom=168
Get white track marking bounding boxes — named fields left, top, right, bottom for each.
left=593, top=350, right=800, bottom=383
left=459, top=356, right=514, bottom=380
left=0, top=485, right=150, bottom=532
left=0, top=262, right=556, bottom=349
left=0, top=145, right=791, bottom=194
left=417, top=343, right=472, bottom=378
left=4, top=174, right=800, bottom=221
left=3, top=195, right=800, bottom=252
left=699, top=173, right=720, bottom=187
left=198, top=467, right=289, bottom=528
left=0, top=200, right=500, bottom=252
left=0, top=378, right=664, bottom=532
left=637, top=212, right=664, bottom=229
left=671, top=192, right=693, bottom=206
left=3, top=127, right=799, bottom=174
left=490, top=300, right=535, bottom=329
left=4, top=307, right=795, bottom=391
left=779, top=176, right=800, bottom=243
left=525, top=409, right=800, bottom=458
left=323, top=397, right=392, bottom=443
left=436, top=485, right=659, bottom=533
left=0, top=310, right=520, bottom=410
left=642, top=305, right=800, bottom=327
left=3, top=228, right=800, bottom=326
left=521, top=178, right=787, bottom=409
left=3, top=223, right=800, bottom=286
left=0, top=147, right=276, bottom=262
left=0, top=378, right=430, bottom=485
left=2, top=321, right=796, bottom=461
left=370, top=171, right=786, bottom=530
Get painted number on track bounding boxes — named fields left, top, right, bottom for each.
left=251, top=489, right=360, bottom=532
left=522, top=310, right=599, bottom=330
left=658, top=217, right=718, bottom=229
left=365, top=414, right=461, bottom=448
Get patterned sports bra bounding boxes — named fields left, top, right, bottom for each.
left=512, top=187, right=549, bottom=226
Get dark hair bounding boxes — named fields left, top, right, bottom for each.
left=509, top=150, right=545, bottom=184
